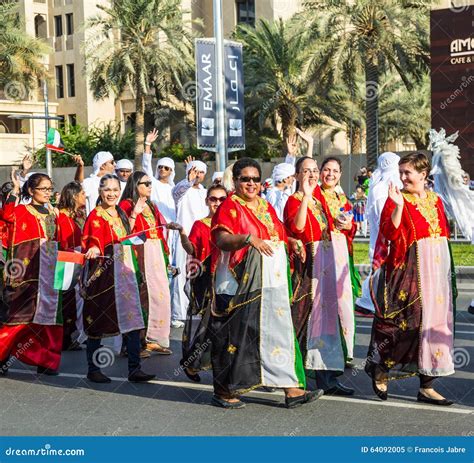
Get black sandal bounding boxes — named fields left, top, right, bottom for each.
left=180, top=359, right=201, bottom=383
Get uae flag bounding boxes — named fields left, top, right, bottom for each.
left=54, top=251, right=85, bottom=291
left=120, top=231, right=147, bottom=246
left=46, top=128, right=65, bottom=152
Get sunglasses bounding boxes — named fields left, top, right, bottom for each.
left=208, top=196, right=226, bottom=203
left=238, top=176, right=261, bottom=184
left=138, top=181, right=152, bottom=187
left=35, top=187, right=54, bottom=193
left=158, top=165, right=171, bottom=171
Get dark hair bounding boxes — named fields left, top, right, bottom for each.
left=320, top=157, right=342, bottom=172
left=120, top=170, right=159, bottom=226
left=232, top=158, right=262, bottom=179
left=206, top=184, right=227, bottom=198
left=58, top=181, right=83, bottom=213
left=399, top=152, right=430, bottom=176
left=96, top=174, right=131, bottom=234
left=21, top=173, right=51, bottom=201
left=295, top=156, right=315, bottom=174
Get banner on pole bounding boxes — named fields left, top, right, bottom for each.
left=195, top=38, right=245, bottom=152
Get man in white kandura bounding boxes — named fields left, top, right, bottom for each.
left=141, top=129, right=177, bottom=253
left=83, top=151, right=115, bottom=214
left=170, top=158, right=208, bottom=328
left=355, top=152, right=401, bottom=315
left=266, top=162, right=295, bottom=221
left=115, top=159, right=134, bottom=193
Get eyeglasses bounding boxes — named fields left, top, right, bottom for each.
left=300, top=168, right=319, bottom=175
left=208, top=196, right=226, bottom=203
left=238, top=176, right=261, bottom=184
left=138, top=181, right=152, bottom=187
left=158, top=165, right=171, bottom=171
left=35, top=187, right=54, bottom=192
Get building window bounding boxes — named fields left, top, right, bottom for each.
left=34, top=15, right=47, bottom=39
left=55, top=65, right=64, bottom=98
left=68, top=114, right=77, bottom=126
left=236, top=0, right=255, bottom=26
left=65, top=13, right=73, bottom=35
left=54, top=15, right=62, bottom=37
left=66, top=64, right=75, bottom=97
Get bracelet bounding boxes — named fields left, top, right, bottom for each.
left=144, top=142, right=151, bottom=146
left=244, top=234, right=252, bottom=245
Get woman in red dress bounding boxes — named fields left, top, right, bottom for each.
left=319, top=157, right=361, bottom=304
left=366, top=153, right=455, bottom=406
left=284, top=157, right=355, bottom=396
left=0, top=173, right=62, bottom=376
left=168, top=184, right=227, bottom=382
left=56, top=181, right=87, bottom=351
left=82, top=174, right=154, bottom=384
left=210, top=158, right=322, bottom=409
left=119, top=171, right=172, bottom=356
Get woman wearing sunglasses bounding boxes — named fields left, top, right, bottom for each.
left=168, top=185, right=227, bottom=383
left=120, top=171, right=172, bottom=356
left=82, top=174, right=154, bottom=383
left=209, top=158, right=323, bottom=409
left=0, top=173, right=63, bottom=376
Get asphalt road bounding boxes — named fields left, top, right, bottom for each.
left=1, top=292, right=473, bottom=436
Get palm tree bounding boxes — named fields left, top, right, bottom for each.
left=235, top=19, right=338, bottom=151
left=301, top=0, right=430, bottom=167
left=84, top=0, right=195, bottom=163
left=0, top=1, right=48, bottom=97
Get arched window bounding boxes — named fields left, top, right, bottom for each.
left=34, top=14, right=47, bottom=39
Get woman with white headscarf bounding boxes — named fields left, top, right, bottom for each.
left=356, top=152, right=402, bottom=314
left=170, top=157, right=208, bottom=327
left=265, top=163, right=295, bottom=221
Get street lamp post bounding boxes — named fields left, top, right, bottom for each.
left=213, top=0, right=227, bottom=171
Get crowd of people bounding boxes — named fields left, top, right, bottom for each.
left=0, top=127, right=468, bottom=410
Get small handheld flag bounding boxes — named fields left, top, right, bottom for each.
left=54, top=251, right=85, bottom=291
left=120, top=231, right=147, bottom=246
left=46, top=128, right=65, bottom=153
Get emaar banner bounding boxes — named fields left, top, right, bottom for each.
left=195, top=38, right=245, bottom=152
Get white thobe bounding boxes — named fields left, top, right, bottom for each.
left=265, top=187, right=291, bottom=222
left=170, top=179, right=208, bottom=320
left=83, top=175, right=101, bottom=215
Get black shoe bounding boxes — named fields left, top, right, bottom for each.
left=128, top=370, right=155, bottom=383
left=468, top=304, right=474, bottom=315
left=417, top=392, right=453, bottom=406
left=211, top=395, right=246, bottom=409
left=87, top=371, right=112, bottom=383
left=372, top=378, right=388, bottom=401
left=325, top=383, right=355, bottom=396
left=285, top=389, right=324, bottom=409
left=37, top=366, right=59, bottom=376
left=180, top=359, right=201, bottom=383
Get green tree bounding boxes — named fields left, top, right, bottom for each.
left=84, top=0, right=195, bottom=164
left=0, top=1, right=48, bottom=97
left=235, top=19, right=337, bottom=151
left=302, top=0, right=430, bottom=167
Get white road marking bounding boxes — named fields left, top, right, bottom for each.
left=8, top=369, right=472, bottom=415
